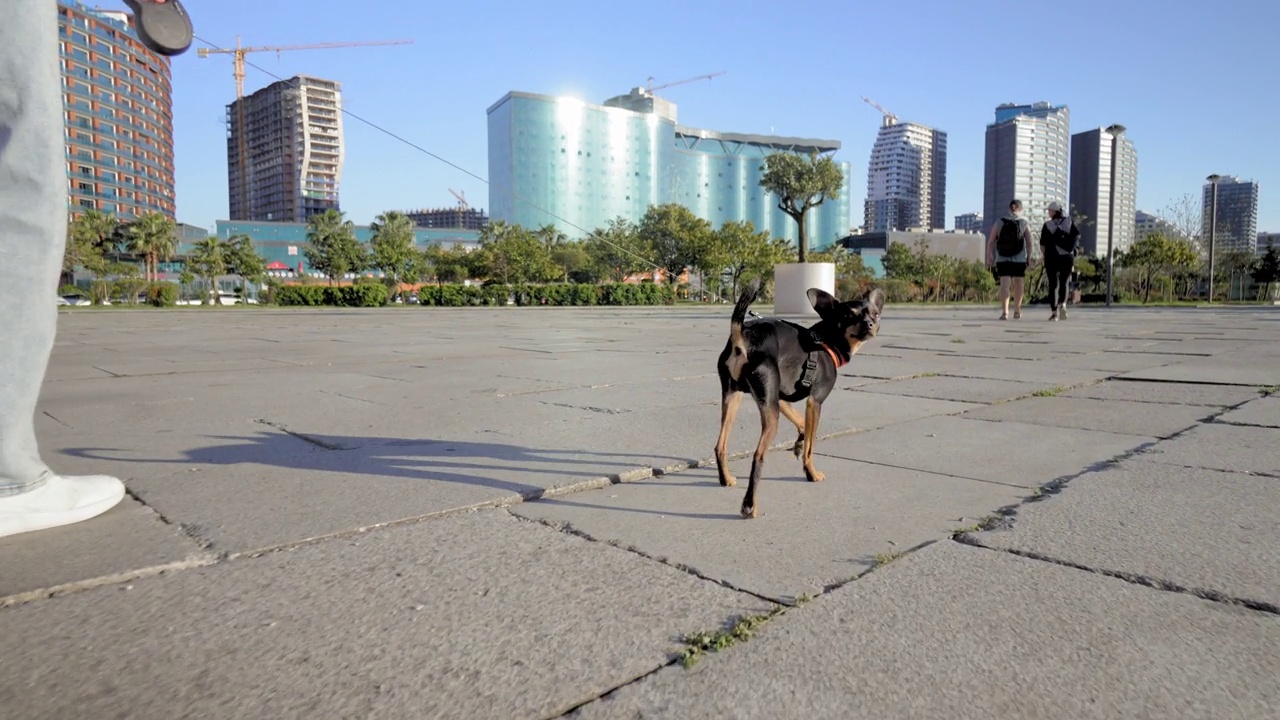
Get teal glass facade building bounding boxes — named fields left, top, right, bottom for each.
left=487, top=91, right=852, bottom=248
left=208, top=221, right=479, bottom=275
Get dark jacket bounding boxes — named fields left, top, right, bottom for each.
left=1040, top=218, right=1081, bottom=261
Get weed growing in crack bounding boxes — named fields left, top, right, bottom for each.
left=1259, top=385, right=1280, bottom=396
left=1032, top=386, right=1068, bottom=397
left=950, top=337, right=966, bottom=343
left=951, top=514, right=1002, bottom=537
left=874, top=552, right=904, bottom=567
left=909, top=372, right=941, bottom=379
left=678, top=608, right=783, bottom=668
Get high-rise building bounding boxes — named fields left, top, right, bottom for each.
left=863, top=118, right=947, bottom=232
left=487, top=90, right=851, bottom=246
left=1134, top=209, right=1183, bottom=244
left=1202, top=176, right=1260, bottom=254
left=982, top=102, right=1070, bottom=239
left=954, top=212, right=982, bottom=234
left=1069, top=127, right=1138, bottom=257
left=226, top=75, right=344, bottom=223
left=57, top=0, right=175, bottom=220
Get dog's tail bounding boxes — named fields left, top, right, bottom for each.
left=726, top=281, right=758, bottom=380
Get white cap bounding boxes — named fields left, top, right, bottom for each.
left=1047, top=201, right=1063, bottom=213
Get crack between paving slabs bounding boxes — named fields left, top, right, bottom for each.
left=950, top=400, right=1280, bottom=618
left=539, top=537, right=945, bottom=720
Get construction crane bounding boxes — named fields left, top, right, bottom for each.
left=449, top=189, right=468, bottom=211
left=197, top=36, right=414, bottom=99
left=645, top=71, right=726, bottom=95
left=198, top=36, right=413, bottom=217
left=861, top=96, right=899, bottom=127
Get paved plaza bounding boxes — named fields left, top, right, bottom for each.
left=3, top=302, right=1279, bottom=718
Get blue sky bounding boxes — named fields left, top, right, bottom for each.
left=168, top=0, right=1277, bottom=236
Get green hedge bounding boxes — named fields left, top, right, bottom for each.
left=416, top=283, right=675, bottom=307
left=276, top=284, right=389, bottom=307
left=272, top=282, right=673, bottom=307
left=146, top=282, right=179, bottom=307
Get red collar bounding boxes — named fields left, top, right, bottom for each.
left=821, top=342, right=846, bottom=369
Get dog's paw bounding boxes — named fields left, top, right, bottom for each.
left=791, top=438, right=804, bottom=459
left=805, top=468, right=826, bottom=483
left=719, top=474, right=737, bottom=488
left=740, top=504, right=758, bottom=519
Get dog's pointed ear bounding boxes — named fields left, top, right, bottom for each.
left=862, top=286, right=885, bottom=313
left=807, top=288, right=839, bottom=318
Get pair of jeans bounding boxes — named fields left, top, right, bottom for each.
left=1046, top=253, right=1074, bottom=311
left=0, top=0, right=63, bottom=497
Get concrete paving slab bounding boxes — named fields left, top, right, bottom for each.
left=0, top=510, right=772, bottom=720
left=1118, top=362, right=1280, bottom=386
left=857, top=374, right=1052, bottom=404
left=971, top=459, right=1280, bottom=607
left=1136, top=423, right=1280, bottom=475
left=512, top=457, right=1025, bottom=602
left=572, top=541, right=1280, bottom=720
left=0, top=497, right=208, bottom=602
left=814, top=415, right=1155, bottom=488
left=37, top=424, right=664, bottom=553
left=1217, top=395, right=1280, bottom=428
left=960, top=395, right=1213, bottom=438
left=1060, top=379, right=1264, bottom=407
left=1052, top=351, right=1190, bottom=372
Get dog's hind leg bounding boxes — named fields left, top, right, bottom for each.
left=742, top=375, right=780, bottom=519
left=778, top=401, right=805, bottom=458
left=802, top=397, right=825, bottom=483
left=714, top=387, right=743, bottom=487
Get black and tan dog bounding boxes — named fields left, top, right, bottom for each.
left=714, top=282, right=884, bottom=518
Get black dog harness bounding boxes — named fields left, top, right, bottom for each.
left=791, top=324, right=846, bottom=389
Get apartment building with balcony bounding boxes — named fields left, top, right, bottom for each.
left=863, top=118, right=947, bottom=232
left=57, top=0, right=176, bottom=220
left=226, top=75, right=345, bottom=223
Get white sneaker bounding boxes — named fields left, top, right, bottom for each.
left=0, top=474, right=126, bottom=539
left=1059, top=306, right=1069, bottom=320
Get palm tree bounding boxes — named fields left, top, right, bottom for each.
left=127, top=212, right=177, bottom=281
left=65, top=209, right=119, bottom=278
left=187, top=237, right=227, bottom=304
left=369, top=210, right=420, bottom=302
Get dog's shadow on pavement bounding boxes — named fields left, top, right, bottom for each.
left=61, top=429, right=716, bottom=502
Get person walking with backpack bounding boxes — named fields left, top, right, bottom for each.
left=1040, top=201, right=1081, bottom=321
left=986, top=199, right=1033, bottom=320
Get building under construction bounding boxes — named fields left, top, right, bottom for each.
left=402, top=207, right=489, bottom=230
left=226, top=75, right=344, bottom=222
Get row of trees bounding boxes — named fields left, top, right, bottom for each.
left=65, top=209, right=269, bottom=304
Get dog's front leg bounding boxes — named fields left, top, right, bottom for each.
left=715, top=390, right=743, bottom=487
left=802, top=397, right=825, bottom=483
left=778, top=401, right=805, bottom=459
left=742, top=400, right=779, bottom=519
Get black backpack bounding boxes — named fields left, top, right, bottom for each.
left=996, top=217, right=1024, bottom=257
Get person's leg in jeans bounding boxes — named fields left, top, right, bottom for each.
left=1056, top=257, right=1073, bottom=318
left=0, top=0, right=126, bottom=539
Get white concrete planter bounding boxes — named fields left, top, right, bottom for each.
left=773, top=262, right=836, bottom=316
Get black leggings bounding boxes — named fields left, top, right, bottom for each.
left=1046, top=255, right=1073, bottom=310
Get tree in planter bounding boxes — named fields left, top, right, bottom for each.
left=225, top=235, right=267, bottom=302
left=304, top=209, right=366, bottom=285
left=187, top=237, right=228, bottom=304
left=126, top=212, right=177, bottom=282
left=758, top=152, right=844, bottom=263
left=637, top=203, right=712, bottom=290
left=369, top=211, right=421, bottom=302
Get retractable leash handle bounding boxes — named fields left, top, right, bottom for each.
left=122, top=0, right=193, bottom=56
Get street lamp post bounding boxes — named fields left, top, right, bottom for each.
left=1206, top=174, right=1220, bottom=303
left=1105, top=124, right=1125, bottom=307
